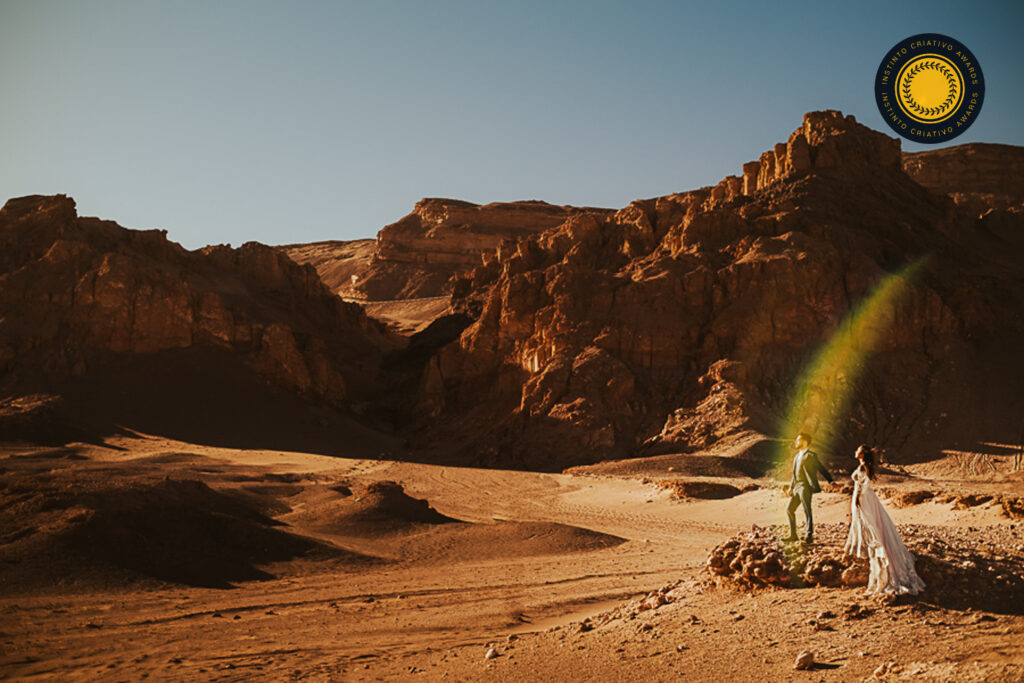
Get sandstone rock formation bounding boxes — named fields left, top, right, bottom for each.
left=406, top=111, right=1024, bottom=470
left=284, top=199, right=613, bottom=301
left=725, top=110, right=900, bottom=201
left=0, top=195, right=398, bottom=420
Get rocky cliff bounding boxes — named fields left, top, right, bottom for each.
left=408, top=111, right=1024, bottom=470
left=0, top=195, right=399, bottom=416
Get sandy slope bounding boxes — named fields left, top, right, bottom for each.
left=1, top=436, right=1021, bottom=681
left=358, top=297, right=452, bottom=335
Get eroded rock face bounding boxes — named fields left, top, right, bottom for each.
left=296, top=199, right=614, bottom=301
left=0, top=195, right=397, bottom=406
left=412, top=111, right=1024, bottom=470
left=902, top=143, right=1024, bottom=215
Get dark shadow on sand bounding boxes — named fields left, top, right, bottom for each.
left=28, top=347, right=400, bottom=459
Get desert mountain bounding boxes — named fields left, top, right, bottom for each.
left=3, top=112, right=1022, bottom=472
left=399, top=111, right=1024, bottom=470
left=0, top=195, right=400, bottom=452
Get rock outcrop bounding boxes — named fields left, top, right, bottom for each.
left=723, top=110, right=900, bottom=201
left=407, top=111, right=1024, bottom=470
left=0, top=195, right=398, bottom=410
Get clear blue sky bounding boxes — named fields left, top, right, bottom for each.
left=2, top=1, right=1021, bottom=249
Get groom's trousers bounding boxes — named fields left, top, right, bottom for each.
left=786, top=485, right=814, bottom=539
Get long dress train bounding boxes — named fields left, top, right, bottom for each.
left=844, top=466, right=925, bottom=596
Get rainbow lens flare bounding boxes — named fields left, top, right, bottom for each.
left=774, top=257, right=929, bottom=475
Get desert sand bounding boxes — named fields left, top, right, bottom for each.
left=2, top=431, right=1022, bottom=682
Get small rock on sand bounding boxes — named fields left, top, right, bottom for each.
left=484, top=647, right=498, bottom=660
left=794, top=650, right=815, bottom=670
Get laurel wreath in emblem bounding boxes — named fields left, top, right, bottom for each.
left=900, top=60, right=959, bottom=117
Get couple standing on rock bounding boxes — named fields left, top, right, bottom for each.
left=785, top=433, right=925, bottom=596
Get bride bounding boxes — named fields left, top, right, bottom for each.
left=844, top=444, right=925, bottom=596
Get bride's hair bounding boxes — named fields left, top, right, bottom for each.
left=859, top=445, right=876, bottom=479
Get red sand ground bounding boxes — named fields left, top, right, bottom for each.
left=2, top=432, right=1022, bottom=681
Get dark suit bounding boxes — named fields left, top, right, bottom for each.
left=787, top=449, right=834, bottom=540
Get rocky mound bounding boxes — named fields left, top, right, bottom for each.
left=283, top=480, right=458, bottom=537
left=0, top=465, right=370, bottom=591
left=656, top=480, right=748, bottom=500
left=0, top=195, right=401, bottom=445
left=404, top=110, right=1024, bottom=470
left=705, top=524, right=1024, bottom=614
left=706, top=526, right=860, bottom=588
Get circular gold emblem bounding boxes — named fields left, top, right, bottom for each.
left=896, top=55, right=963, bottom=123
left=874, top=34, right=984, bottom=144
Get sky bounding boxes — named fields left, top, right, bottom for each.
left=2, top=0, right=1022, bottom=249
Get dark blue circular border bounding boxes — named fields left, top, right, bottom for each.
left=874, top=33, right=985, bottom=144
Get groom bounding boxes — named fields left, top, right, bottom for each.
left=785, top=433, right=834, bottom=543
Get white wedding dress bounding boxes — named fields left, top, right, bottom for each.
left=844, top=466, right=925, bottom=596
